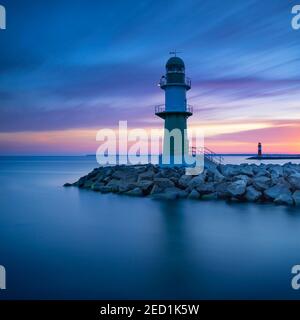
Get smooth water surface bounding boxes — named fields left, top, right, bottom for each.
left=0, top=156, right=300, bottom=299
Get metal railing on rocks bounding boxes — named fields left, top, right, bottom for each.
left=190, top=146, right=224, bottom=165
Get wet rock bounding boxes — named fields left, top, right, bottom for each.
left=165, top=187, right=187, bottom=199
left=264, top=184, right=291, bottom=200
left=239, top=165, right=253, bottom=176
left=255, top=169, right=269, bottom=177
left=292, top=191, right=300, bottom=206
left=227, top=180, right=247, bottom=197
left=118, top=182, right=137, bottom=193
left=274, top=194, right=294, bottom=206
left=63, top=183, right=73, bottom=187
left=188, top=189, right=200, bottom=199
left=196, top=182, right=215, bottom=195
left=232, top=175, right=251, bottom=185
left=245, top=186, right=262, bottom=202
left=220, top=165, right=240, bottom=177
left=287, top=173, right=300, bottom=190
left=150, top=184, right=163, bottom=195
left=187, top=174, right=206, bottom=189
left=212, top=168, right=226, bottom=182
left=253, top=176, right=272, bottom=191
left=153, top=178, right=175, bottom=189
left=98, top=186, right=112, bottom=193
left=138, top=170, right=154, bottom=181
left=269, top=165, right=283, bottom=177
left=83, top=180, right=93, bottom=189
left=106, top=179, right=121, bottom=193
left=201, top=193, right=218, bottom=200
left=215, top=182, right=231, bottom=199
left=178, top=175, right=193, bottom=188
left=69, top=163, right=300, bottom=206
left=283, top=164, right=298, bottom=176
left=125, top=187, right=144, bottom=197
left=136, top=180, right=154, bottom=194
left=91, top=182, right=105, bottom=192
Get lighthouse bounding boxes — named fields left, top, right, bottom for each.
left=258, top=142, right=262, bottom=157
left=155, top=54, right=193, bottom=166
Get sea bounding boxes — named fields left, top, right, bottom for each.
left=0, top=155, right=300, bottom=299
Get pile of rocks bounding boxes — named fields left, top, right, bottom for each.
left=64, top=163, right=300, bottom=206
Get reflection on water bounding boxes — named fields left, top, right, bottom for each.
left=0, top=156, right=300, bottom=299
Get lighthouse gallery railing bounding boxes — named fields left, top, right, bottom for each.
left=159, top=77, right=191, bottom=87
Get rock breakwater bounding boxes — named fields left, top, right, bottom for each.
left=64, top=163, right=300, bottom=206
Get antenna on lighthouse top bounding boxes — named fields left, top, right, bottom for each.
left=169, top=50, right=182, bottom=57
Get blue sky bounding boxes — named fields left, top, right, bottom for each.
left=0, top=0, right=300, bottom=154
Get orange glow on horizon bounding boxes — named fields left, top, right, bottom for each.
left=0, top=121, right=300, bottom=155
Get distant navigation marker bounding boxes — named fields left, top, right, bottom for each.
left=258, top=142, right=262, bottom=157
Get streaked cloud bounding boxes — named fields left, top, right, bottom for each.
left=0, top=0, right=299, bottom=154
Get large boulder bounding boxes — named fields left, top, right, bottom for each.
left=269, top=165, right=283, bottom=177
left=264, top=184, right=291, bottom=200
left=292, top=190, right=300, bottom=206
left=91, top=182, right=105, bottom=192
left=196, top=182, right=215, bottom=195
left=160, top=168, right=180, bottom=179
left=287, top=173, right=300, bottom=190
left=206, top=166, right=225, bottom=182
left=274, top=194, right=294, bottom=206
left=220, top=165, right=240, bottom=177
left=150, top=184, right=163, bottom=195
left=112, top=169, right=137, bottom=181
left=215, top=182, right=231, bottom=199
left=253, top=176, right=272, bottom=191
left=227, top=180, right=247, bottom=197
left=64, top=183, right=73, bottom=187
left=151, top=188, right=182, bottom=200
left=102, top=167, right=114, bottom=176
left=138, top=170, right=154, bottom=181
left=178, top=175, right=193, bottom=188
left=83, top=180, right=93, bottom=189
left=153, top=178, right=175, bottom=189
left=283, top=164, right=298, bottom=177
left=106, top=179, right=121, bottom=193
left=187, top=174, right=206, bottom=189
left=213, top=169, right=226, bottom=183
left=188, top=189, right=200, bottom=199
left=98, top=186, right=113, bottom=193
left=254, top=165, right=269, bottom=177
left=125, top=187, right=143, bottom=197
left=164, top=187, right=188, bottom=199
left=136, top=180, right=154, bottom=194
left=245, top=186, right=262, bottom=202
left=118, top=181, right=137, bottom=193
left=232, top=175, right=251, bottom=185
left=239, top=165, right=253, bottom=176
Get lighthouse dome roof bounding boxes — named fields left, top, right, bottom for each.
left=166, top=56, right=185, bottom=69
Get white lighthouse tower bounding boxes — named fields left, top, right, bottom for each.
left=155, top=53, right=193, bottom=166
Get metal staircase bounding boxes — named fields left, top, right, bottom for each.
left=190, top=146, right=224, bottom=166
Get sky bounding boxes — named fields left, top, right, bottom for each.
left=0, top=0, right=300, bottom=155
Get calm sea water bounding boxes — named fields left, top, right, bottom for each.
left=0, top=156, right=300, bottom=300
